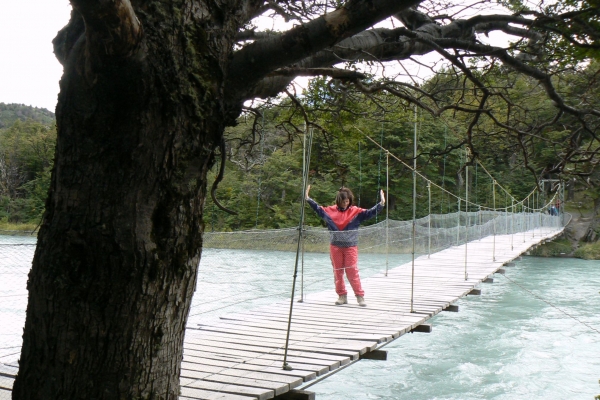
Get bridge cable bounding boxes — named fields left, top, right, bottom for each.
left=410, top=104, right=418, bottom=313
left=281, top=125, right=314, bottom=371
left=358, top=142, right=362, bottom=207
left=354, top=126, right=558, bottom=216
left=499, top=274, right=600, bottom=335
left=464, top=161, right=469, bottom=281
left=255, top=113, right=265, bottom=228
left=385, top=149, right=390, bottom=276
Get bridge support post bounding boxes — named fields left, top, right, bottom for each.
left=360, top=350, right=388, bottom=360
left=443, top=305, right=459, bottom=312
left=410, top=324, right=432, bottom=333
left=275, top=390, right=316, bottom=400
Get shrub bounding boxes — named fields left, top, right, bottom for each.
left=574, top=242, right=600, bottom=260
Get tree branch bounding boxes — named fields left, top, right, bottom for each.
left=226, top=0, right=422, bottom=102
left=71, top=0, right=143, bottom=58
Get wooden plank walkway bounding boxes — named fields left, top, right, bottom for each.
left=0, top=226, right=563, bottom=400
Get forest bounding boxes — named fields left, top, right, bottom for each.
left=209, top=66, right=593, bottom=232
left=0, top=103, right=56, bottom=227
left=1, top=60, right=596, bottom=232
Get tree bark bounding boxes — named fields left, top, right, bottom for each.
left=13, top=2, right=236, bottom=398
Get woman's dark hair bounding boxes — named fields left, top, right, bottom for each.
left=335, top=187, right=354, bottom=209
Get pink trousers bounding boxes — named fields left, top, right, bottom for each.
left=329, top=245, right=364, bottom=297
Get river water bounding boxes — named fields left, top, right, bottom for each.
left=1, top=236, right=599, bottom=399
left=309, top=257, right=600, bottom=399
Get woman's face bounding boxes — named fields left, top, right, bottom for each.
left=340, top=198, right=350, bottom=209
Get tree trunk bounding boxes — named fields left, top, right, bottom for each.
left=13, top=3, right=237, bottom=398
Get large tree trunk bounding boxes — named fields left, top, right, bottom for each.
left=13, top=2, right=238, bottom=398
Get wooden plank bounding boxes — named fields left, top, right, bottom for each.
left=216, top=315, right=412, bottom=340
left=0, top=364, right=17, bottom=378
left=182, top=360, right=317, bottom=382
left=179, top=387, right=260, bottom=400
left=184, top=347, right=349, bottom=371
left=185, top=344, right=352, bottom=364
left=190, top=373, right=291, bottom=396
left=180, top=378, right=196, bottom=387
left=236, top=303, right=437, bottom=324
left=239, top=307, right=430, bottom=330
left=186, top=337, right=360, bottom=359
left=187, top=333, right=371, bottom=357
left=0, top=375, right=14, bottom=391
left=180, top=381, right=275, bottom=400
left=208, top=317, right=404, bottom=339
left=193, top=323, right=393, bottom=343
left=183, top=354, right=329, bottom=377
left=186, top=330, right=378, bottom=354
left=181, top=361, right=303, bottom=387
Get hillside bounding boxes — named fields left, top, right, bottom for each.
left=0, top=103, right=55, bottom=128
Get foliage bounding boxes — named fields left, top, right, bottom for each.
left=528, top=237, right=573, bottom=257
left=0, top=115, right=56, bottom=224
left=0, top=221, right=39, bottom=232
left=209, top=70, right=572, bottom=231
left=574, top=242, right=600, bottom=260
left=0, top=103, right=55, bottom=128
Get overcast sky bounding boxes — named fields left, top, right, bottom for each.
left=0, top=1, right=512, bottom=113
left=0, top=0, right=71, bottom=111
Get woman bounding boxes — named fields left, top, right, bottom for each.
left=306, top=185, right=385, bottom=306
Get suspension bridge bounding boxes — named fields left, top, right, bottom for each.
left=0, top=206, right=567, bottom=400
left=0, top=213, right=565, bottom=400
left=0, top=129, right=568, bottom=399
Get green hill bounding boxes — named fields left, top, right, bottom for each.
left=0, top=103, right=55, bottom=129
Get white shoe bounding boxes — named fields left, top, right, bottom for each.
left=335, top=295, right=348, bottom=305
left=356, top=296, right=367, bottom=307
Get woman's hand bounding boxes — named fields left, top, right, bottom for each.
left=305, top=184, right=311, bottom=200
left=380, top=189, right=385, bottom=206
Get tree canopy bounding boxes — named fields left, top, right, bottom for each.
left=11, top=0, right=600, bottom=398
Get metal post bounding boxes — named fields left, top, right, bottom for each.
left=428, top=181, right=431, bottom=258
left=505, top=195, right=509, bottom=235
left=524, top=198, right=527, bottom=243
left=532, top=191, right=536, bottom=238
left=511, top=199, right=514, bottom=251
left=492, top=180, right=496, bottom=262
left=385, top=151, right=389, bottom=276
left=464, top=164, right=469, bottom=280
left=255, top=113, right=265, bottom=228
left=457, top=197, right=461, bottom=245
left=561, top=181, right=565, bottom=226
left=479, top=206, right=482, bottom=240
left=531, top=190, right=540, bottom=237
left=282, top=126, right=313, bottom=370
left=410, top=104, right=417, bottom=313
left=299, top=123, right=306, bottom=302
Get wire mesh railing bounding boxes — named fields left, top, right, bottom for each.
left=0, top=209, right=563, bottom=369
left=0, top=232, right=36, bottom=366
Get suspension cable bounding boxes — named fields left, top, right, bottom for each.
left=282, top=125, right=313, bottom=371
left=499, top=274, right=600, bottom=335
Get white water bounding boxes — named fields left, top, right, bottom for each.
left=309, top=257, right=600, bottom=399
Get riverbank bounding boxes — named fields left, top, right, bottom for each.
left=528, top=208, right=600, bottom=260
left=0, top=222, right=38, bottom=235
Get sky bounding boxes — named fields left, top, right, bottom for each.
left=0, top=0, right=71, bottom=112
left=0, top=1, right=512, bottom=113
